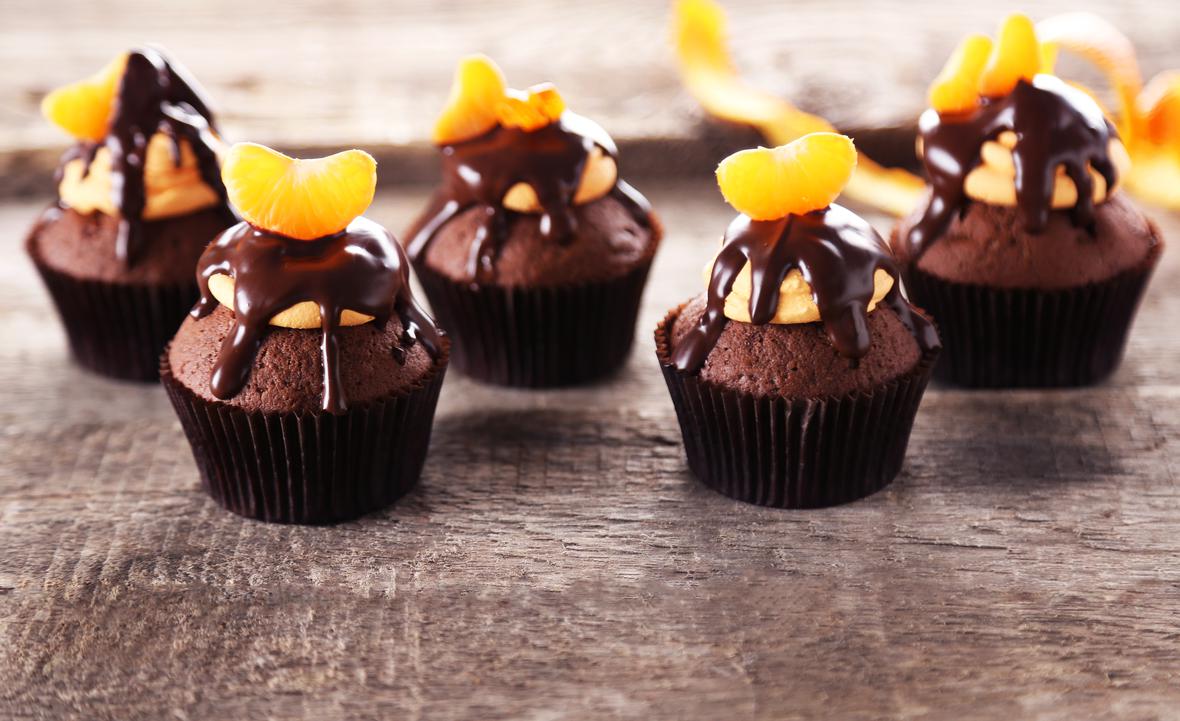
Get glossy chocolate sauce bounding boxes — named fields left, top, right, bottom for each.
left=405, top=112, right=652, bottom=283
left=193, top=217, right=444, bottom=414
left=905, top=75, right=1119, bottom=260
left=672, top=204, right=940, bottom=373
left=59, top=48, right=231, bottom=265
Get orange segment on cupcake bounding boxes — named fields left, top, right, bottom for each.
left=221, top=143, right=376, bottom=241
left=41, top=53, right=129, bottom=142
left=715, top=133, right=857, bottom=220
left=212, top=142, right=379, bottom=328
left=709, top=133, right=892, bottom=326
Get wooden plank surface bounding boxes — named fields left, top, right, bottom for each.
left=1, top=183, right=1179, bottom=720
left=4, top=0, right=1180, bottom=194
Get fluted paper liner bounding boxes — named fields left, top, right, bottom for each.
left=655, top=306, right=937, bottom=509
left=28, top=234, right=197, bottom=382
left=161, top=343, right=449, bottom=525
left=415, top=259, right=653, bottom=387
left=902, top=239, right=1162, bottom=388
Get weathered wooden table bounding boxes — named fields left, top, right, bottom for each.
left=2, top=183, right=1178, bottom=720
left=4, top=1, right=1180, bottom=718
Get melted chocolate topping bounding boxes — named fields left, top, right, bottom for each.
left=672, top=204, right=940, bottom=373
left=906, top=75, right=1119, bottom=260
left=405, top=113, right=652, bottom=284
left=193, top=217, right=444, bottom=414
left=58, top=48, right=232, bottom=265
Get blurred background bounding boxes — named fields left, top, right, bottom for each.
left=3, top=0, right=1179, bottom=195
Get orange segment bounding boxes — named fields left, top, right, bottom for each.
left=41, top=53, right=129, bottom=142
left=979, top=13, right=1042, bottom=97
left=716, top=133, right=857, bottom=220
left=432, top=54, right=507, bottom=145
left=929, top=34, right=995, bottom=114
left=221, top=142, right=377, bottom=241
left=496, top=83, right=566, bottom=132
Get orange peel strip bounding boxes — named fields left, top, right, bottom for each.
left=1038, top=12, right=1180, bottom=209
left=672, top=0, right=924, bottom=216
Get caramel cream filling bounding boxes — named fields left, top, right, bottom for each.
left=703, top=253, right=894, bottom=325
left=501, top=146, right=617, bottom=213
left=960, top=131, right=1132, bottom=207
left=58, top=133, right=224, bottom=220
left=207, top=273, right=373, bottom=329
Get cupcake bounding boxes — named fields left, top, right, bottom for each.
left=26, top=48, right=236, bottom=381
left=405, top=55, right=661, bottom=387
left=657, top=133, right=941, bottom=508
left=892, top=14, right=1164, bottom=387
left=161, top=142, right=449, bottom=524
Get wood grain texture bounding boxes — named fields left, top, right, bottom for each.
left=3, top=0, right=1180, bottom=195
left=1, top=183, right=1179, bottom=720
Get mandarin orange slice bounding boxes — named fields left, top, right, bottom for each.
left=929, top=34, right=995, bottom=114
left=979, top=13, right=1042, bottom=97
left=715, top=133, right=857, bottom=220
left=432, top=54, right=507, bottom=145
left=496, top=83, right=566, bottom=132
left=41, top=53, right=129, bottom=142
left=221, top=142, right=377, bottom=241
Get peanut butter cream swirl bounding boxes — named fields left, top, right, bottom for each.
left=672, top=205, right=940, bottom=373
left=58, top=48, right=232, bottom=265
left=907, top=75, right=1121, bottom=260
left=193, top=217, right=444, bottom=414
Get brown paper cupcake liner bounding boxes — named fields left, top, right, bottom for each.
left=655, top=307, right=938, bottom=509
left=902, top=240, right=1161, bottom=388
left=28, top=239, right=198, bottom=382
left=160, top=344, right=449, bottom=525
left=415, top=259, right=653, bottom=387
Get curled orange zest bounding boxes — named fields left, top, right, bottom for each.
left=672, top=0, right=924, bottom=216
left=1038, top=12, right=1180, bottom=208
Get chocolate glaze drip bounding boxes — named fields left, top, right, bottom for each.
left=57, top=48, right=232, bottom=265
left=405, top=113, right=652, bottom=284
left=193, top=217, right=444, bottom=414
left=672, top=204, right=940, bottom=373
left=906, top=75, right=1119, bottom=260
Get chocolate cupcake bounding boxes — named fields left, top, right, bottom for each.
left=405, top=55, right=661, bottom=387
left=892, top=14, right=1163, bottom=387
left=26, top=49, right=236, bottom=381
left=161, top=143, right=449, bottom=524
left=657, top=133, right=940, bottom=508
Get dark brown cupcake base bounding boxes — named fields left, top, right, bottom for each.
left=415, top=260, right=652, bottom=387
left=160, top=345, right=449, bottom=525
left=902, top=240, right=1162, bottom=388
left=28, top=237, right=197, bottom=382
left=656, top=307, right=938, bottom=509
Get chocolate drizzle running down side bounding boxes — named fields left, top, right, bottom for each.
left=192, top=217, right=444, bottom=415
left=672, top=204, right=940, bottom=374
left=906, top=75, right=1119, bottom=260
left=57, top=47, right=232, bottom=266
left=405, top=112, right=652, bottom=284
